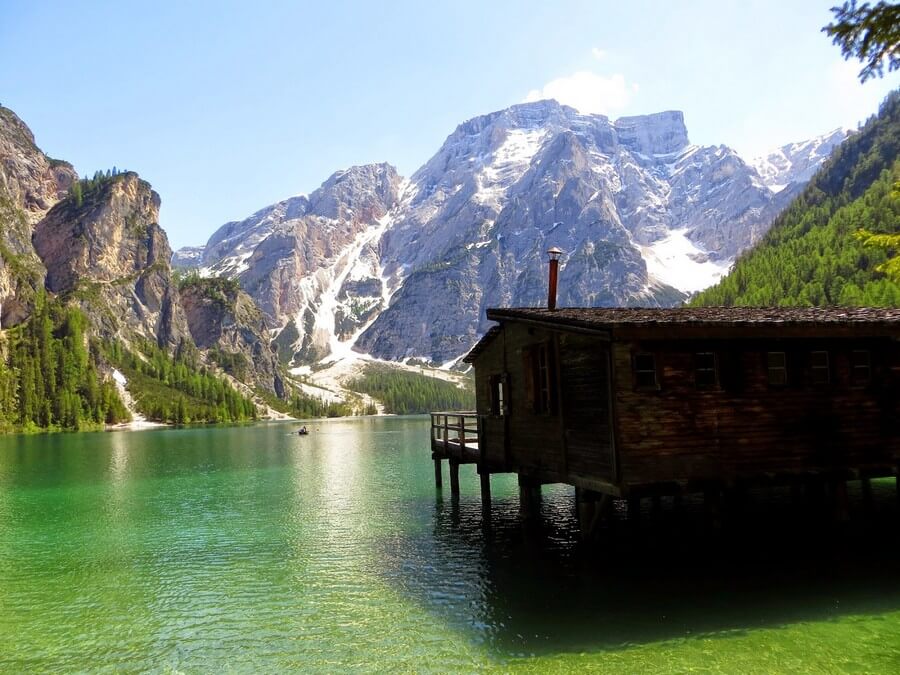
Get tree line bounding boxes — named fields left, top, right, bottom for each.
left=104, top=339, right=258, bottom=424
left=0, top=294, right=130, bottom=431
left=347, top=366, right=474, bottom=415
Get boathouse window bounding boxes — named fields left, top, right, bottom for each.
left=694, top=352, right=718, bottom=388
left=634, top=353, right=658, bottom=389
left=767, top=351, right=787, bottom=386
left=810, top=351, right=830, bottom=385
left=851, top=350, right=871, bottom=385
left=490, top=374, right=507, bottom=416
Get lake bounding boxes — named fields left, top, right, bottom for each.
left=1, top=416, right=899, bottom=672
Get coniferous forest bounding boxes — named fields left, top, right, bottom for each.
left=347, top=365, right=474, bottom=415
left=104, top=339, right=258, bottom=424
left=692, top=91, right=900, bottom=307
left=0, top=294, right=130, bottom=431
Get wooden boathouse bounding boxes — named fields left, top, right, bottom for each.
left=431, top=306, right=900, bottom=532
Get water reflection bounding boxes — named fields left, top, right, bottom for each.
left=381, top=478, right=900, bottom=657
left=0, top=419, right=897, bottom=670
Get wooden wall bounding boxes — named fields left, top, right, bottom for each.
left=473, top=325, right=615, bottom=483
left=611, top=337, right=900, bottom=488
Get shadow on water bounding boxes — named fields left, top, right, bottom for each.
left=378, top=479, right=900, bottom=657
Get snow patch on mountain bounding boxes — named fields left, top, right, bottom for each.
left=641, top=229, right=732, bottom=293
left=751, top=128, right=851, bottom=192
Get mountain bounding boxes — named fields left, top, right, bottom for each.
left=179, top=275, right=286, bottom=397
left=0, top=106, right=77, bottom=326
left=751, top=128, right=851, bottom=193
left=183, top=100, right=846, bottom=365
left=0, top=106, right=275, bottom=429
left=34, top=171, right=190, bottom=349
left=692, top=92, right=900, bottom=308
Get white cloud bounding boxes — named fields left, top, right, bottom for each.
left=591, top=47, right=607, bottom=61
left=524, top=71, right=637, bottom=116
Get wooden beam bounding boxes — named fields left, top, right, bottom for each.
left=479, top=469, right=491, bottom=506
left=449, top=459, right=460, bottom=498
left=433, top=458, right=442, bottom=490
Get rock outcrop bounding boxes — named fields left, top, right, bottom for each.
left=33, top=172, right=190, bottom=348
left=179, top=277, right=285, bottom=397
left=0, top=106, right=77, bottom=326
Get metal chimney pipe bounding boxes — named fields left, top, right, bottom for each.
left=547, top=247, right=562, bottom=310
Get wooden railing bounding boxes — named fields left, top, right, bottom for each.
left=430, top=411, right=479, bottom=456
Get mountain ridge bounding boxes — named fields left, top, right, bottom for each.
left=178, top=98, right=850, bottom=365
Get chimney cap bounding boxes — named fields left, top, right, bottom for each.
left=547, top=246, right=563, bottom=261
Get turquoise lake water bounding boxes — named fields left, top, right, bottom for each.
left=1, top=416, right=899, bottom=672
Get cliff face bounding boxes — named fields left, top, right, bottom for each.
left=33, top=172, right=190, bottom=348
left=179, top=278, right=285, bottom=397
left=0, top=106, right=77, bottom=326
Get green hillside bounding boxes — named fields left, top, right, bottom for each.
left=692, top=91, right=900, bottom=307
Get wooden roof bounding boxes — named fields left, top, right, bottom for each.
left=458, top=307, right=900, bottom=356
left=462, top=326, right=501, bottom=363
left=486, top=306, right=900, bottom=329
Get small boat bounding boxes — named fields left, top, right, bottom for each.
left=297, top=426, right=309, bottom=436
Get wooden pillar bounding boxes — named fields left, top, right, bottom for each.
left=627, top=496, right=642, bottom=525
left=479, top=468, right=491, bottom=506
left=833, top=479, right=850, bottom=523
left=651, top=495, right=663, bottom=519
left=704, top=488, right=723, bottom=530
left=433, top=459, right=443, bottom=489
left=576, top=488, right=609, bottom=541
left=861, top=477, right=873, bottom=513
left=449, top=459, right=460, bottom=498
left=518, top=475, right=541, bottom=520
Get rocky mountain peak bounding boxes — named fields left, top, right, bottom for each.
left=308, top=162, right=402, bottom=223
left=614, top=110, right=690, bottom=156
left=33, top=171, right=188, bottom=347
left=751, top=127, right=852, bottom=191
left=0, top=105, right=76, bottom=223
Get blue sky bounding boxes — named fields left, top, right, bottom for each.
left=2, top=0, right=898, bottom=250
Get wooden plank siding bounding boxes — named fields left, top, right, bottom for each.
left=468, top=311, right=899, bottom=497
left=471, top=324, right=616, bottom=485
left=612, top=337, right=900, bottom=489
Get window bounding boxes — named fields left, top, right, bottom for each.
left=767, top=352, right=787, bottom=386
left=634, top=353, right=658, bottom=389
left=489, top=374, right=507, bottom=416
left=851, top=350, right=871, bottom=385
left=810, top=351, right=830, bottom=385
left=535, top=345, right=552, bottom=413
left=695, top=352, right=718, bottom=389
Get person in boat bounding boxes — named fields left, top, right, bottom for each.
left=298, top=426, right=308, bottom=435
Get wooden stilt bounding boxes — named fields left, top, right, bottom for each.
left=861, top=477, right=873, bottom=513
left=651, top=495, right=662, bottom=518
left=705, top=488, right=723, bottom=530
left=433, top=458, right=443, bottom=489
left=576, top=489, right=610, bottom=541
left=518, top=475, right=541, bottom=520
left=449, top=459, right=460, bottom=498
left=627, top=497, right=641, bottom=524
left=833, top=479, right=850, bottom=523
left=479, top=469, right=491, bottom=506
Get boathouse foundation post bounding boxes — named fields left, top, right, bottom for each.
left=479, top=468, right=491, bottom=506
left=449, top=459, right=461, bottom=498
left=433, top=458, right=442, bottom=490
left=518, top=475, right=541, bottom=521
